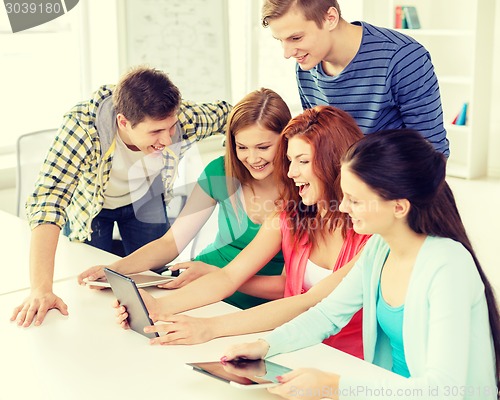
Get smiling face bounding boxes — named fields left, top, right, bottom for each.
left=117, top=113, right=178, bottom=155
left=235, top=125, right=280, bottom=182
left=268, top=6, right=334, bottom=71
left=339, top=164, right=398, bottom=235
left=286, top=136, right=324, bottom=206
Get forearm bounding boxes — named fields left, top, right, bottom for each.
left=156, top=268, right=238, bottom=315
left=208, top=290, right=319, bottom=339
left=237, top=275, right=285, bottom=300
left=265, top=264, right=365, bottom=357
left=111, top=184, right=217, bottom=275
left=109, top=231, right=181, bottom=274
left=29, top=224, right=61, bottom=292
left=156, top=213, right=283, bottom=315
left=210, top=263, right=359, bottom=339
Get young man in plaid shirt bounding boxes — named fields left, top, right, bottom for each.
left=12, top=66, right=231, bottom=327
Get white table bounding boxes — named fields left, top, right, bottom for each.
left=0, top=210, right=121, bottom=295
left=0, top=211, right=401, bottom=400
left=1, top=279, right=401, bottom=400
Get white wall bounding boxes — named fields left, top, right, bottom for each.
left=488, top=2, right=500, bottom=177
left=1, top=0, right=499, bottom=178
left=84, top=0, right=121, bottom=91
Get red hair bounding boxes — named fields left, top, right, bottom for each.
left=273, top=106, right=363, bottom=246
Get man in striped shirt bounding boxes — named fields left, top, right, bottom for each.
left=12, top=66, right=231, bottom=327
left=261, top=0, right=449, bottom=156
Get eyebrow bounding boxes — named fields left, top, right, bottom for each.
left=287, top=153, right=310, bottom=159
left=235, top=141, right=272, bottom=146
left=273, top=30, right=304, bottom=41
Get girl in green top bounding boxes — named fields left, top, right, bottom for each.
left=79, top=88, right=292, bottom=309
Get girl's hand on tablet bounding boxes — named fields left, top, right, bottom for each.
left=156, top=261, right=218, bottom=289
left=221, top=339, right=270, bottom=362
left=137, top=289, right=163, bottom=322
left=78, top=265, right=106, bottom=289
left=113, top=288, right=156, bottom=330
left=113, top=299, right=130, bottom=329
left=144, top=314, right=215, bottom=345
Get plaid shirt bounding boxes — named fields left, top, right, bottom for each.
left=26, top=85, right=231, bottom=242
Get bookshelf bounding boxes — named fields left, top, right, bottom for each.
left=360, top=0, right=495, bottom=178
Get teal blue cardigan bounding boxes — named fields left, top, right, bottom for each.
left=264, top=235, right=497, bottom=400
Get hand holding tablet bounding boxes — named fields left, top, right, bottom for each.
left=104, top=268, right=159, bottom=339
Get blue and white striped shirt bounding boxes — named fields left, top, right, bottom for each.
left=297, top=21, right=449, bottom=156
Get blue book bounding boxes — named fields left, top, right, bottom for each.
left=403, top=6, right=420, bottom=29
left=455, top=102, right=468, bottom=126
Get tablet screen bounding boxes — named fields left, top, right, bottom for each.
left=188, top=359, right=291, bottom=387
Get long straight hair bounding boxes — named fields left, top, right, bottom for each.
left=273, top=106, right=363, bottom=247
left=224, top=88, right=292, bottom=207
left=342, top=129, right=500, bottom=384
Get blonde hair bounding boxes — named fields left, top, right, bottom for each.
left=262, top=0, right=341, bottom=28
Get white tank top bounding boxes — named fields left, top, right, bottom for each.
left=303, top=259, right=332, bottom=291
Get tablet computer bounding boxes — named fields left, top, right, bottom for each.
left=103, top=268, right=159, bottom=339
left=83, top=271, right=173, bottom=288
left=187, top=359, right=292, bottom=389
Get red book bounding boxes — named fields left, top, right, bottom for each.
left=395, top=6, right=403, bottom=29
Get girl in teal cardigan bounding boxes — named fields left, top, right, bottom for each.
left=224, top=129, right=499, bottom=399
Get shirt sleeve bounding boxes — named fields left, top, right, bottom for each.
left=26, top=114, right=93, bottom=229
left=177, top=100, right=232, bottom=142
left=389, top=42, right=449, bottom=157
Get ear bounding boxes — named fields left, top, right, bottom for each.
left=393, top=199, right=411, bottom=219
left=324, top=6, right=340, bottom=31
left=116, top=113, right=129, bottom=129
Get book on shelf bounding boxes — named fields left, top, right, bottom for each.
left=403, top=6, right=420, bottom=29
left=394, top=5, right=403, bottom=29
left=395, top=5, right=420, bottom=30
left=452, top=102, right=468, bottom=126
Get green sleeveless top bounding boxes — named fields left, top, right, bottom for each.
left=195, top=156, right=284, bottom=309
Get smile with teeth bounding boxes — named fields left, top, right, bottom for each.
left=295, top=181, right=310, bottom=195
left=250, top=162, right=269, bottom=171
left=151, top=144, right=165, bottom=151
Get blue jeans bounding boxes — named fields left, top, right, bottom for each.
left=85, top=202, right=169, bottom=256
left=76, top=187, right=170, bottom=256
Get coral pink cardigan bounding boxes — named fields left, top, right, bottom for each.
left=280, top=212, right=370, bottom=359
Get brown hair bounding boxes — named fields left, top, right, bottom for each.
left=113, top=66, right=181, bottom=127
left=224, top=88, right=291, bottom=201
left=262, top=0, right=341, bottom=28
left=273, top=105, right=362, bottom=246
